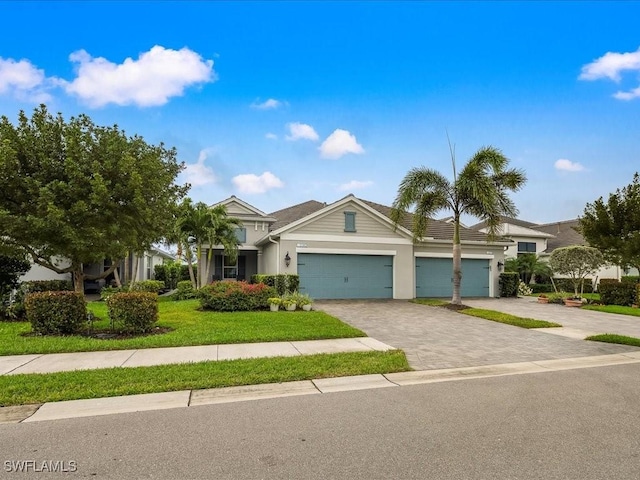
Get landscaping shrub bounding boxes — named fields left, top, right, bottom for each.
left=25, top=291, right=87, bottom=335
left=552, top=278, right=594, bottom=294
left=107, top=292, right=158, bottom=333
left=10, top=279, right=75, bottom=321
left=0, top=253, right=31, bottom=321
left=598, top=281, right=637, bottom=306
left=529, top=283, right=553, bottom=294
left=198, top=281, right=276, bottom=311
left=250, top=274, right=299, bottom=295
left=499, top=273, right=519, bottom=297
left=154, top=262, right=193, bottom=290
left=130, top=280, right=165, bottom=294
left=517, top=281, right=532, bottom=296
left=172, top=280, right=198, bottom=300
left=621, top=276, right=640, bottom=284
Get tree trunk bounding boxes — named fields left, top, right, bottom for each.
left=124, top=252, right=130, bottom=284
left=114, top=267, right=122, bottom=287
left=130, top=255, right=140, bottom=289
left=204, top=247, right=213, bottom=286
left=451, top=219, right=462, bottom=305
left=73, top=267, right=84, bottom=294
left=184, top=243, right=197, bottom=289
left=196, top=244, right=203, bottom=289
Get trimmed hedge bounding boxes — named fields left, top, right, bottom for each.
left=171, top=280, right=197, bottom=301
left=25, top=291, right=87, bottom=335
left=21, top=280, right=74, bottom=293
left=552, top=278, right=594, bottom=294
left=499, top=273, right=519, bottom=297
left=107, top=292, right=158, bottom=333
left=250, top=274, right=300, bottom=296
left=130, top=280, right=165, bottom=294
left=154, top=263, right=196, bottom=290
left=621, top=276, right=640, bottom=284
left=598, top=281, right=637, bottom=306
left=529, top=283, right=553, bottom=294
left=199, top=281, right=277, bottom=311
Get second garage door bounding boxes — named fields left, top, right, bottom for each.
left=298, top=253, right=393, bottom=299
left=415, top=257, right=490, bottom=298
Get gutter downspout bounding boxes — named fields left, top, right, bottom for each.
left=268, top=235, right=280, bottom=274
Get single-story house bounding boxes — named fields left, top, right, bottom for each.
left=202, top=195, right=510, bottom=300
left=470, top=217, right=637, bottom=281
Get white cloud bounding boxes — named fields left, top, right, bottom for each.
left=181, top=150, right=218, bottom=187
left=579, top=47, right=640, bottom=100
left=0, top=57, right=52, bottom=102
left=251, top=98, right=284, bottom=110
left=579, top=47, right=640, bottom=81
left=319, top=129, right=365, bottom=159
left=338, top=180, right=374, bottom=192
left=232, top=171, right=284, bottom=194
left=63, top=45, right=215, bottom=107
left=286, top=122, right=319, bottom=141
left=554, top=159, right=584, bottom=172
left=613, top=86, right=640, bottom=100
left=265, top=132, right=278, bottom=140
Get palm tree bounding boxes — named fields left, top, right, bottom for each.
left=391, top=145, right=526, bottom=305
left=202, top=204, right=242, bottom=285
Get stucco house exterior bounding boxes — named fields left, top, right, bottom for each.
left=202, top=195, right=510, bottom=300
left=471, top=217, right=633, bottom=282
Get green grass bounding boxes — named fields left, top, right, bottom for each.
left=460, top=308, right=562, bottom=329
left=586, top=334, right=640, bottom=347
left=531, top=292, right=601, bottom=301
left=583, top=304, right=640, bottom=317
left=410, top=298, right=449, bottom=306
left=0, top=350, right=410, bottom=406
left=0, top=300, right=365, bottom=356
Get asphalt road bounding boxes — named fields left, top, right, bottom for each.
left=2, top=364, right=640, bottom=479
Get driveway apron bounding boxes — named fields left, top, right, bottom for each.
left=315, top=300, right=639, bottom=371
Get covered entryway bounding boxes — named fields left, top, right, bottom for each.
left=297, top=253, right=393, bottom=299
left=415, top=257, right=490, bottom=297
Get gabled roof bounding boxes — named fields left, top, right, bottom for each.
left=258, top=195, right=504, bottom=245
left=213, top=195, right=276, bottom=222
left=536, top=219, right=584, bottom=252
left=469, top=216, right=538, bottom=230
left=267, top=200, right=327, bottom=231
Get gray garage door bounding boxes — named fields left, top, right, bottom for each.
left=298, top=253, right=393, bottom=299
left=415, top=257, right=490, bottom=297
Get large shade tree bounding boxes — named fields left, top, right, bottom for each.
left=580, top=173, right=640, bottom=273
left=391, top=145, right=526, bottom=305
left=549, top=245, right=604, bottom=297
left=0, top=106, right=188, bottom=293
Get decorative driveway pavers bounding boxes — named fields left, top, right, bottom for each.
left=315, top=300, right=639, bottom=371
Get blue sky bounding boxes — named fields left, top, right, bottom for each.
left=1, top=1, right=639, bottom=224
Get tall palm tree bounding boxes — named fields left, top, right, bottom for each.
left=202, top=204, right=242, bottom=285
left=391, top=145, right=526, bottom=305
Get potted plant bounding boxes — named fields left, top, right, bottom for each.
left=296, top=293, right=313, bottom=311
left=268, top=297, right=281, bottom=312
left=537, top=294, right=549, bottom=304
left=563, top=296, right=584, bottom=308
left=282, top=298, right=297, bottom=311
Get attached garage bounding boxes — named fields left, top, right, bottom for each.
left=297, top=253, right=393, bottom=299
left=415, top=257, right=490, bottom=298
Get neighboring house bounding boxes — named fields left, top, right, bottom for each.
left=471, top=217, right=633, bottom=281
left=21, top=248, right=174, bottom=292
left=202, top=195, right=510, bottom=300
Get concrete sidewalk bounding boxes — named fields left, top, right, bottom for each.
left=3, top=350, right=640, bottom=424
left=0, top=337, right=394, bottom=376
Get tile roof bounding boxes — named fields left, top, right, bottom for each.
left=264, top=196, right=499, bottom=243
left=535, top=219, right=584, bottom=251
left=469, top=216, right=539, bottom=231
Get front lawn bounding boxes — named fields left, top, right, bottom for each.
left=410, top=298, right=449, bottom=306
left=0, top=350, right=410, bottom=406
left=583, top=305, right=640, bottom=317
left=0, top=300, right=365, bottom=356
left=461, top=308, right=561, bottom=328
left=586, top=334, right=640, bottom=347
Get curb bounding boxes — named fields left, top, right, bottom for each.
left=3, top=351, right=640, bottom=424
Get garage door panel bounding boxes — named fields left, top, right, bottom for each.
left=298, top=254, right=393, bottom=299
left=416, top=257, right=490, bottom=298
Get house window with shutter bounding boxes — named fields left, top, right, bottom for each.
left=344, top=211, right=356, bottom=232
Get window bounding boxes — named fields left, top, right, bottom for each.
left=223, top=255, right=238, bottom=280
left=235, top=228, right=247, bottom=243
left=517, top=242, right=536, bottom=254
left=344, top=211, right=356, bottom=232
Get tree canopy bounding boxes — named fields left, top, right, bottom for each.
left=548, top=245, right=604, bottom=297
left=580, top=173, right=640, bottom=272
left=391, top=145, right=526, bottom=304
left=0, top=105, right=188, bottom=292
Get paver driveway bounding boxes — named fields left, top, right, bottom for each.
left=315, top=300, right=639, bottom=370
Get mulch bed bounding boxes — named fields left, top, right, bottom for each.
left=20, top=326, right=173, bottom=340
left=440, top=303, right=470, bottom=311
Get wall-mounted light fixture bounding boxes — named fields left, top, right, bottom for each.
left=497, top=261, right=504, bottom=271
left=284, top=252, right=291, bottom=268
